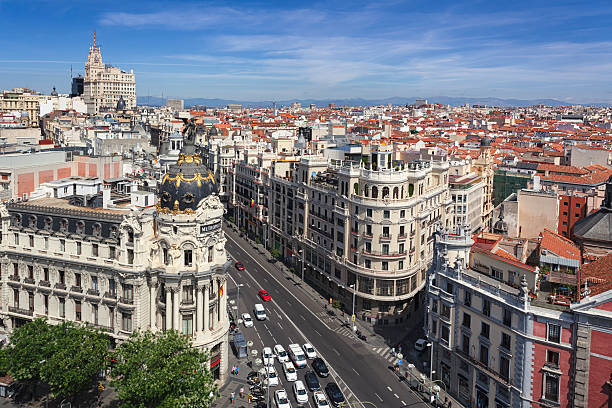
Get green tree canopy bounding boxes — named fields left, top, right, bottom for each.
left=111, top=330, right=217, bottom=408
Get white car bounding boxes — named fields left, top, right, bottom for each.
left=293, top=380, right=308, bottom=404
left=415, top=338, right=428, bottom=352
left=266, top=366, right=279, bottom=387
left=313, top=390, right=330, bottom=407
left=242, top=313, right=253, bottom=328
left=263, top=347, right=275, bottom=366
left=274, top=344, right=289, bottom=362
left=275, top=389, right=291, bottom=408
left=283, top=361, right=298, bottom=382
left=302, top=343, right=317, bottom=359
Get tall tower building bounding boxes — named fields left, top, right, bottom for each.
left=472, top=136, right=494, bottom=231
left=83, top=33, right=136, bottom=114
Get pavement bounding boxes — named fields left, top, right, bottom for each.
left=216, top=220, right=464, bottom=408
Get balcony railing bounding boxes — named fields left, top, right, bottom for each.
left=104, top=291, right=117, bottom=299
left=380, top=234, right=392, bottom=242
left=71, top=286, right=83, bottom=293
left=119, top=297, right=134, bottom=305
left=23, top=277, right=35, bottom=285
left=181, top=299, right=195, bottom=306
left=55, top=283, right=67, bottom=290
left=455, top=348, right=513, bottom=387
left=39, top=280, right=51, bottom=287
left=87, top=289, right=100, bottom=297
left=362, top=250, right=407, bottom=259
left=9, top=306, right=33, bottom=316
left=9, top=275, right=19, bottom=282
left=398, top=234, right=407, bottom=240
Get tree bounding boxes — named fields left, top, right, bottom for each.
left=111, top=330, right=217, bottom=408
left=40, top=322, right=110, bottom=400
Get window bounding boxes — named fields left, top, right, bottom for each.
left=366, top=224, right=372, bottom=235
left=43, top=294, right=48, bottom=315
left=546, top=350, right=560, bottom=368
left=184, top=249, right=193, bottom=266
left=121, top=313, right=132, bottom=332
left=464, top=291, right=472, bottom=306
left=365, top=259, right=371, bottom=269
left=122, top=284, right=134, bottom=301
left=543, top=373, right=560, bottom=402
left=127, top=249, right=134, bottom=264
left=399, top=225, right=405, bottom=236
left=547, top=323, right=561, bottom=343
left=382, top=244, right=389, bottom=255
left=382, top=261, right=388, bottom=271
left=398, top=260, right=404, bottom=269
left=76, top=241, right=82, bottom=255
left=29, top=235, right=34, bottom=247
left=366, top=208, right=372, bottom=217
left=109, top=246, right=115, bottom=259
left=479, top=344, right=489, bottom=366
left=59, top=298, right=65, bottom=318
left=441, top=325, right=450, bottom=343
left=109, top=307, right=115, bottom=328
left=182, top=285, right=193, bottom=303
left=75, top=300, right=82, bottom=321
left=208, top=246, right=214, bottom=263
left=400, top=210, right=406, bottom=218
left=14, top=233, right=19, bottom=245
left=60, top=239, right=65, bottom=251
left=28, top=265, right=33, bottom=280
left=503, top=308, right=512, bottom=327
left=382, top=226, right=389, bottom=237
left=481, top=322, right=490, bottom=339
left=59, top=270, right=65, bottom=284
left=431, top=319, right=437, bottom=335
left=163, top=248, right=169, bottom=265
left=44, top=237, right=49, bottom=249
left=462, top=333, right=470, bottom=354
left=441, top=304, right=450, bottom=319
left=399, top=243, right=405, bottom=253
left=92, top=304, right=98, bottom=325
left=92, top=244, right=99, bottom=257
left=501, top=332, right=511, bottom=350
left=182, top=314, right=193, bottom=336
left=91, top=276, right=98, bottom=291
left=75, top=273, right=81, bottom=287
left=499, top=355, right=510, bottom=381
left=28, top=292, right=34, bottom=311
left=383, top=210, right=390, bottom=219
left=483, top=298, right=490, bottom=317
left=109, top=279, right=116, bottom=296
left=432, top=300, right=438, bottom=313
left=462, top=313, right=471, bottom=328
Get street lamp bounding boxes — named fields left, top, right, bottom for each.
left=236, top=283, right=244, bottom=314
left=349, top=284, right=356, bottom=331
left=298, top=248, right=304, bottom=282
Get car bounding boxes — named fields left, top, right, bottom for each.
left=302, top=343, right=317, bottom=359
left=266, top=366, right=279, bottom=387
left=325, top=382, right=345, bottom=407
left=263, top=347, right=275, bottom=366
left=415, top=338, right=429, bottom=352
left=242, top=313, right=253, bottom=327
left=311, top=358, right=329, bottom=378
left=304, top=370, right=321, bottom=391
left=274, top=389, right=291, bottom=408
left=274, top=344, right=289, bottom=362
left=235, top=261, right=245, bottom=270
left=282, top=361, right=298, bottom=382
left=259, top=290, right=272, bottom=301
left=312, top=390, right=330, bottom=407
left=293, top=380, right=308, bottom=404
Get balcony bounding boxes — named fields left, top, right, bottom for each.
left=92, top=323, right=113, bottom=333
left=104, top=291, right=117, bottom=299
left=9, top=275, right=20, bottom=282
left=9, top=306, right=33, bottom=316
left=397, top=234, right=407, bottom=240
left=39, top=280, right=51, bottom=287
left=455, top=347, right=513, bottom=387
left=380, top=234, right=392, bottom=242
left=71, top=286, right=83, bottom=293
left=23, top=277, right=35, bottom=285
left=119, top=297, right=134, bottom=305
left=87, top=289, right=100, bottom=297
left=362, top=250, right=407, bottom=259
left=55, top=283, right=67, bottom=291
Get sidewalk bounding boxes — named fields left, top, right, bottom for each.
left=223, top=219, right=464, bottom=408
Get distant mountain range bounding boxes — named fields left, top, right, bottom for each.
left=137, top=95, right=612, bottom=108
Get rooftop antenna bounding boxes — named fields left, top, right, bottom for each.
left=93, top=30, right=96, bottom=47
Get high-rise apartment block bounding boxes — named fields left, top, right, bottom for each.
left=83, top=36, right=136, bottom=114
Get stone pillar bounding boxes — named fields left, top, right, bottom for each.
left=173, top=288, right=180, bottom=331
left=204, top=284, right=209, bottom=331
left=197, top=285, right=204, bottom=334
left=149, top=284, right=156, bottom=330
left=165, top=289, right=172, bottom=331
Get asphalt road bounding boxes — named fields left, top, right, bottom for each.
left=224, top=227, right=429, bottom=408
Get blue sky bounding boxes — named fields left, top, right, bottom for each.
left=1, top=0, right=612, bottom=102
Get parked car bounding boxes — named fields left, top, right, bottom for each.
left=283, top=361, right=298, bottom=382
left=274, top=344, right=289, bottom=362
left=311, top=358, right=329, bottom=378
left=259, top=290, right=272, bottom=301
left=235, top=262, right=245, bottom=270
left=325, top=382, right=345, bottom=407
left=414, top=338, right=429, bottom=352
left=293, top=380, right=308, bottom=404
left=242, top=313, right=253, bottom=327
left=302, top=343, right=317, bottom=359
left=304, top=370, right=321, bottom=391
left=312, top=390, right=330, bottom=407
left=263, top=347, right=275, bottom=366
left=274, top=389, right=291, bottom=408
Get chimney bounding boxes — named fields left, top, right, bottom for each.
left=533, top=175, right=541, bottom=192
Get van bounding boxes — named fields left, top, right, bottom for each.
left=254, top=303, right=267, bottom=321
left=288, top=343, right=307, bottom=368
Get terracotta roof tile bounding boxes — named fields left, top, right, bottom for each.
left=580, top=252, right=612, bottom=297
left=540, top=229, right=581, bottom=261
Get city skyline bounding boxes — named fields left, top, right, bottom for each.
left=2, top=0, right=612, bottom=103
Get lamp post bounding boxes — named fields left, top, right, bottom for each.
left=298, top=248, right=304, bottom=281
left=427, top=341, right=434, bottom=400
left=350, top=283, right=356, bottom=331
left=236, top=283, right=244, bottom=314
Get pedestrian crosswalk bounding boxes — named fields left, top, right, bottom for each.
left=333, top=325, right=359, bottom=340
left=372, top=346, right=401, bottom=365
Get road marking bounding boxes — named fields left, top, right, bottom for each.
left=394, top=393, right=399, bottom=399
left=277, top=322, right=283, bottom=330
left=272, top=336, right=277, bottom=343
left=300, top=315, right=306, bottom=321
left=401, top=401, right=405, bottom=406
left=314, top=329, right=322, bottom=336
left=332, top=347, right=340, bottom=356
left=245, top=281, right=251, bottom=288
left=286, top=301, right=291, bottom=306
left=374, top=393, right=383, bottom=402
left=288, top=337, right=293, bottom=344
left=237, top=272, right=242, bottom=278
left=352, top=368, right=359, bottom=375
left=387, top=386, right=392, bottom=392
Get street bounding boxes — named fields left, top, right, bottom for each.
left=223, top=226, right=430, bottom=408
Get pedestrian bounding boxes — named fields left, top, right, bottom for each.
left=230, top=392, right=235, bottom=404
left=248, top=394, right=253, bottom=403
left=391, top=347, right=396, bottom=356
left=236, top=366, right=240, bottom=376
left=240, top=386, right=244, bottom=398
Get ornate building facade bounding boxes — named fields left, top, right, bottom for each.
left=0, top=149, right=229, bottom=382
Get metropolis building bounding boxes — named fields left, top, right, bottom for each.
left=0, top=140, right=230, bottom=382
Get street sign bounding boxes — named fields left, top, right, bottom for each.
left=397, top=359, right=402, bottom=366
left=351, top=314, right=355, bottom=322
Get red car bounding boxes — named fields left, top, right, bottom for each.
left=235, top=262, right=245, bottom=271
left=258, top=290, right=271, bottom=302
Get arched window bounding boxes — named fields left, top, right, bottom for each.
left=353, top=183, right=359, bottom=195
left=393, top=187, right=399, bottom=199
left=372, top=186, right=378, bottom=199
left=401, top=186, right=404, bottom=199
left=409, top=184, right=414, bottom=197
left=364, top=185, right=369, bottom=197
left=382, top=187, right=389, bottom=199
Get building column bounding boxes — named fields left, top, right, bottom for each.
left=196, top=285, right=204, bottom=334
left=165, top=288, right=172, bottom=331
left=149, top=284, right=156, bottom=330
left=204, top=283, right=210, bottom=331
left=173, top=288, right=180, bottom=331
